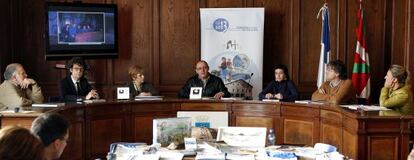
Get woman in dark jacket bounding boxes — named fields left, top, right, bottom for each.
left=127, top=65, right=158, bottom=98
left=259, top=65, right=299, bottom=101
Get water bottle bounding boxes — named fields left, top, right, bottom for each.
left=267, top=128, right=276, bottom=146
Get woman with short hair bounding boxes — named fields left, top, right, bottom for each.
left=128, top=65, right=158, bottom=98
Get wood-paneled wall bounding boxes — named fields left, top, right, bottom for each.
left=1, top=0, right=413, bottom=102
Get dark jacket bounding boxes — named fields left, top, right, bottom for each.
left=127, top=81, right=159, bottom=98
left=178, top=74, right=231, bottom=98
left=258, top=80, right=299, bottom=101
left=59, top=76, right=93, bottom=102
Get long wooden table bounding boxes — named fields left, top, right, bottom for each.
left=0, top=99, right=412, bottom=160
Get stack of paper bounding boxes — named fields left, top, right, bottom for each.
left=195, top=153, right=225, bottom=160
left=294, top=100, right=323, bottom=105
left=32, top=103, right=65, bottom=107
left=135, top=96, right=163, bottom=101
left=262, top=99, right=280, bottom=102
left=340, top=105, right=390, bottom=111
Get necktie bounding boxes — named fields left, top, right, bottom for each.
left=76, top=82, right=81, bottom=95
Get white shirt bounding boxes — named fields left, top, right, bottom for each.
left=71, top=76, right=80, bottom=92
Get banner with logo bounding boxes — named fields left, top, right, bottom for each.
left=200, top=8, right=264, bottom=99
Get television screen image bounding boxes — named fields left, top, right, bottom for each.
left=45, top=2, right=118, bottom=60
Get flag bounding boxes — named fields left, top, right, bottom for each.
left=317, top=3, right=330, bottom=87
left=352, top=0, right=370, bottom=101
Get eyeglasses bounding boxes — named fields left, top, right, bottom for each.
left=72, top=67, right=84, bottom=71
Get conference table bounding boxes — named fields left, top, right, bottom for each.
left=0, top=99, right=412, bottom=160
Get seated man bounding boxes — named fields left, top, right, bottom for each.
left=31, top=113, right=70, bottom=160
left=0, top=63, right=44, bottom=109
left=312, top=60, right=356, bottom=104
left=178, top=60, right=231, bottom=99
left=59, top=57, right=99, bottom=101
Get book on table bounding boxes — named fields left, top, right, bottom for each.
left=153, top=117, right=191, bottom=147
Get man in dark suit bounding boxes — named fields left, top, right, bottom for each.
left=59, top=57, right=99, bottom=102
left=178, top=60, right=231, bottom=99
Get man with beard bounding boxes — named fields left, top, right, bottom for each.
left=0, top=63, right=44, bottom=109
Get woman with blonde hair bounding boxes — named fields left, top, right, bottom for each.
left=0, top=126, right=45, bottom=160
left=380, top=64, right=413, bottom=115
left=128, top=65, right=158, bottom=98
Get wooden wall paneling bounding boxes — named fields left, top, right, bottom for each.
left=157, top=0, right=201, bottom=95
left=89, top=118, right=122, bottom=158
left=319, top=109, right=343, bottom=152
left=59, top=107, right=85, bottom=160
left=390, top=0, right=407, bottom=66
left=281, top=105, right=320, bottom=146
left=408, top=0, right=414, bottom=95
left=343, top=129, right=358, bottom=159
left=231, top=103, right=278, bottom=129
left=4, top=0, right=414, bottom=105
left=0, top=0, right=11, bottom=82
left=295, top=0, right=338, bottom=99
left=114, top=0, right=154, bottom=87
left=0, top=117, right=36, bottom=129
left=283, top=118, right=314, bottom=146
left=363, top=118, right=412, bottom=160
left=368, top=136, right=399, bottom=160
left=253, top=0, right=292, bottom=90
left=298, top=0, right=327, bottom=87
left=9, top=0, right=62, bottom=100
left=61, top=122, right=84, bottom=160
left=342, top=114, right=360, bottom=159
left=206, top=0, right=246, bottom=8
left=180, top=102, right=229, bottom=111
left=337, top=0, right=348, bottom=62
left=85, top=104, right=129, bottom=159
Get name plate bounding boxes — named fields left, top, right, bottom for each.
left=117, top=87, right=130, bottom=100
left=189, top=87, right=202, bottom=99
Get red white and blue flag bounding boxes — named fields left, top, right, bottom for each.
left=352, top=0, right=370, bottom=101
left=317, top=3, right=330, bottom=87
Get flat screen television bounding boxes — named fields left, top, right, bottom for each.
left=45, top=2, right=118, bottom=60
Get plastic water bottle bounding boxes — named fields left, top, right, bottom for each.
left=267, top=128, right=276, bottom=146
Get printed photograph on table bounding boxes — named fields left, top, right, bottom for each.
left=153, top=117, right=192, bottom=147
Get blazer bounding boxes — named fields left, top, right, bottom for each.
left=380, top=85, right=413, bottom=115
left=59, top=76, right=93, bottom=102
left=258, top=80, right=299, bottom=101
left=178, top=74, right=231, bottom=98
left=0, top=80, right=44, bottom=109
left=127, top=81, right=159, bottom=98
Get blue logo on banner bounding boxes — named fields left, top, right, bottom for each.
left=195, top=122, right=210, bottom=128
left=213, top=18, right=229, bottom=32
